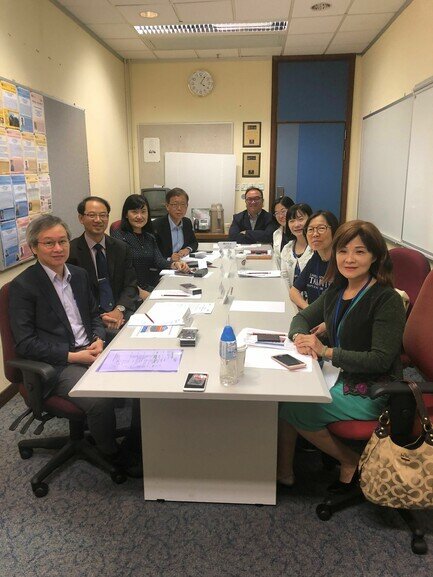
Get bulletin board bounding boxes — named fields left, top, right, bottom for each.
left=0, top=76, right=89, bottom=271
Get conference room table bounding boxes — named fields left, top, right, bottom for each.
left=70, top=244, right=330, bottom=505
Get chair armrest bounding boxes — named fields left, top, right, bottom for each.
left=7, top=359, right=57, bottom=419
left=7, top=359, right=57, bottom=382
left=370, top=381, right=433, bottom=399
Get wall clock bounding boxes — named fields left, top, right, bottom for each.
left=188, top=70, right=214, bottom=96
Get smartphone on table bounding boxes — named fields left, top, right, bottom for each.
left=271, top=354, right=306, bottom=371
left=183, top=373, right=208, bottom=392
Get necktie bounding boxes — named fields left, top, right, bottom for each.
left=94, top=243, right=114, bottom=312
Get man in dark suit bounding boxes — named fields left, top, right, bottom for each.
left=9, top=214, right=119, bottom=458
left=152, top=188, right=198, bottom=261
left=228, top=186, right=277, bottom=244
left=68, top=196, right=138, bottom=332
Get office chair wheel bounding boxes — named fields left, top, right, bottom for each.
left=111, top=470, right=127, bottom=484
left=19, top=447, right=33, bottom=459
left=411, top=536, right=427, bottom=555
left=316, top=503, right=332, bottom=521
left=32, top=482, right=49, bottom=498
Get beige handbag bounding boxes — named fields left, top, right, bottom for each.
left=359, top=381, right=433, bottom=509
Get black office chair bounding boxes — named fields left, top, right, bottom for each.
left=315, top=271, right=433, bottom=554
left=0, top=283, right=127, bottom=497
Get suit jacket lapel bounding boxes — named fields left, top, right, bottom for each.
left=164, top=216, right=173, bottom=254
left=104, top=234, right=116, bottom=284
left=35, top=263, right=74, bottom=338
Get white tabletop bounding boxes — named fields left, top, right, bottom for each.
left=70, top=247, right=330, bottom=404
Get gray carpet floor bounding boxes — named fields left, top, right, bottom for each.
left=1, top=393, right=432, bottom=577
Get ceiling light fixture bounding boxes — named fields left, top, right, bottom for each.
left=140, top=11, right=158, bottom=19
left=311, top=2, right=331, bottom=11
left=135, top=21, right=287, bottom=35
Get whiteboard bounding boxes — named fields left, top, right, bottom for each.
left=402, top=85, right=433, bottom=256
left=165, top=152, right=236, bottom=222
left=358, top=96, right=412, bottom=243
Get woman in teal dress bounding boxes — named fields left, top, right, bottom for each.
left=278, top=220, right=406, bottom=491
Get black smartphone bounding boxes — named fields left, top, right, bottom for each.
left=183, top=373, right=208, bottom=392
left=271, top=354, right=306, bottom=371
left=256, top=333, right=284, bottom=343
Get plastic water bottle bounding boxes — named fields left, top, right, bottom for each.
left=219, top=325, right=238, bottom=386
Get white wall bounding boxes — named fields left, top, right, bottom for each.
left=129, top=59, right=272, bottom=213
left=347, top=0, right=433, bottom=227
left=0, top=0, right=131, bottom=392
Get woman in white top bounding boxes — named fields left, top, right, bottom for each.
left=272, top=196, right=294, bottom=264
left=280, top=203, right=313, bottom=287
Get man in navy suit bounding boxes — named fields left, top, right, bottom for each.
left=10, top=214, right=119, bottom=458
left=228, top=186, right=277, bottom=244
left=152, top=188, right=198, bottom=261
left=68, top=196, right=138, bottom=332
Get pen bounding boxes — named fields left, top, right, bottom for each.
left=251, top=332, right=287, bottom=337
left=162, top=293, right=190, bottom=297
left=145, top=313, right=154, bottom=323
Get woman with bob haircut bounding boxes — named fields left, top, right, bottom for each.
left=280, top=203, right=313, bottom=287
left=278, top=220, right=406, bottom=490
left=289, top=210, right=339, bottom=309
left=111, top=194, right=189, bottom=300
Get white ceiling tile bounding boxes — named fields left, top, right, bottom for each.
left=284, top=45, right=326, bottom=55
left=340, top=13, right=394, bottom=32
left=175, top=1, right=234, bottom=24
left=292, top=0, right=351, bottom=18
left=117, top=4, right=179, bottom=25
left=289, top=15, right=342, bottom=34
left=109, top=0, right=170, bottom=5
left=65, top=4, right=125, bottom=24
left=333, top=29, right=375, bottom=43
left=349, top=0, right=406, bottom=15
left=106, top=38, right=148, bottom=50
left=154, top=49, right=199, bottom=59
left=234, top=0, right=292, bottom=21
left=87, top=23, right=138, bottom=38
left=120, top=50, right=158, bottom=60
left=326, top=42, right=368, bottom=54
left=196, top=48, right=240, bottom=57
left=240, top=46, right=282, bottom=56
left=284, top=32, right=333, bottom=49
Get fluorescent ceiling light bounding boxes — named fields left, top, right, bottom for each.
left=134, top=22, right=287, bottom=35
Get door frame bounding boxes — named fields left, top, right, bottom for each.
left=270, top=54, right=356, bottom=222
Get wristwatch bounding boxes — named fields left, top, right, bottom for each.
left=115, top=305, right=126, bottom=313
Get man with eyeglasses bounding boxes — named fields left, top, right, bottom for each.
left=152, top=188, right=198, bottom=261
left=228, top=186, right=277, bottom=244
left=68, top=196, right=138, bottom=332
left=9, top=214, right=122, bottom=462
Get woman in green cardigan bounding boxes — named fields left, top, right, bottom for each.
left=278, top=220, right=406, bottom=491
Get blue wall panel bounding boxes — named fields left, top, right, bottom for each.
left=278, top=60, right=349, bottom=122
left=276, top=124, right=299, bottom=201
left=296, top=123, right=345, bottom=219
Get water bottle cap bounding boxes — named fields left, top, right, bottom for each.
left=220, top=325, right=236, bottom=341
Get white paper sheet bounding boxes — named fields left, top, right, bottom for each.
left=131, top=325, right=181, bottom=339
left=230, top=300, right=285, bottom=313
left=244, top=346, right=312, bottom=372
left=149, top=289, right=203, bottom=300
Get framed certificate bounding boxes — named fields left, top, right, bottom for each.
left=243, top=122, right=261, bottom=148
left=242, top=152, right=261, bottom=178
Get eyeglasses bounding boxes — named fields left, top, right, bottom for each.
left=37, top=239, right=70, bottom=249
left=83, top=212, right=109, bottom=220
left=245, top=197, right=263, bottom=204
left=168, top=203, right=187, bottom=208
left=306, top=225, right=331, bottom=235
left=274, top=209, right=287, bottom=217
